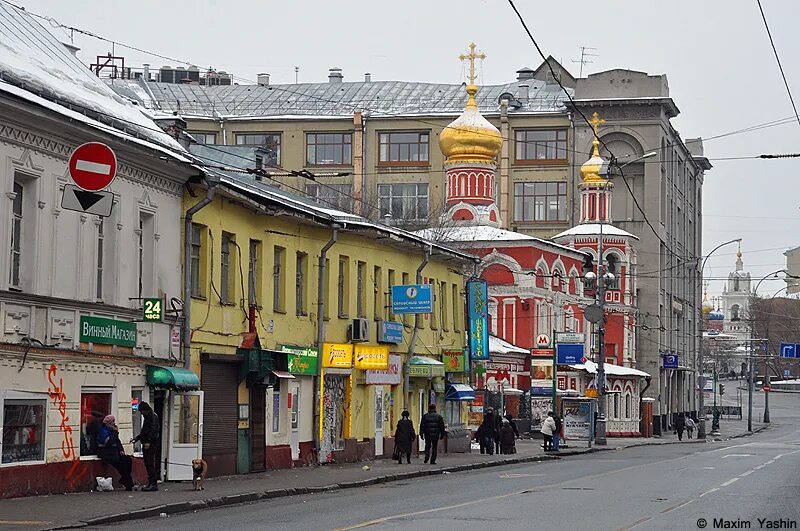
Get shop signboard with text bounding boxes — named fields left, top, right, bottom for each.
left=365, top=354, right=402, bottom=385
left=443, top=350, right=466, bottom=373
left=79, top=315, right=137, bottom=347
left=322, top=343, right=353, bottom=369
left=391, top=284, right=433, bottom=314
left=354, top=344, right=390, bottom=370
left=467, top=279, right=489, bottom=360
left=280, top=344, right=319, bottom=375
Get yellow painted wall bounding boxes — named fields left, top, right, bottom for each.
left=184, top=186, right=467, bottom=443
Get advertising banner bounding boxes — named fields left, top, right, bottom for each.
left=354, top=344, right=390, bottom=370
left=322, top=343, right=353, bottom=369
left=443, top=350, right=467, bottom=373
left=467, top=279, right=489, bottom=360
left=281, top=345, right=319, bottom=375
left=366, top=354, right=402, bottom=385
left=562, top=398, right=594, bottom=441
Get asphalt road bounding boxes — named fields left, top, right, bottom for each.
left=104, top=392, right=800, bottom=531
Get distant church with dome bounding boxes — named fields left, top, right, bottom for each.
left=720, top=248, right=751, bottom=340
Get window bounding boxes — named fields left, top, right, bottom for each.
left=625, top=394, right=632, bottom=419
left=445, top=401, right=460, bottom=427
left=190, top=224, right=203, bottom=297
left=273, top=246, right=286, bottom=312
left=272, top=391, right=280, bottom=433
left=378, top=183, right=429, bottom=221
left=296, top=252, right=308, bottom=316
left=338, top=256, right=350, bottom=318
left=220, top=232, right=235, bottom=304
left=605, top=254, right=620, bottom=290
left=613, top=394, right=619, bottom=419
left=9, top=181, right=23, bottom=289
left=430, top=279, right=438, bottom=330
left=323, top=258, right=331, bottom=320
left=189, top=132, right=217, bottom=145
left=235, top=133, right=281, bottom=165
left=2, top=399, right=46, bottom=464
left=552, top=271, right=563, bottom=292
left=96, top=218, right=105, bottom=300
left=80, top=391, right=112, bottom=456
left=138, top=212, right=155, bottom=299
left=731, top=304, right=741, bottom=321
left=515, top=129, right=567, bottom=162
left=387, top=269, right=396, bottom=321
left=356, top=261, right=367, bottom=318
left=378, top=131, right=429, bottom=164
left=733, top=277, right=740, bottom=292
left=452, top=283, right=461, bottom=331
left=401, top=272, right=410, bottom=326
left=514, top=182, right=567, bottom=222
left=305, top=184, right=354, bottom=212
left=373, top=266, right=383, bottom=321
left=248, top=240, right=261, bottom=307
left=306, top=132, right=352, bottom=165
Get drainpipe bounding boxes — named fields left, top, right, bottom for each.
left=314, top=226, right=339, bottom=451
left=404, top=246, right=431, bottom=410
left=568, top=110, right=577, bottom=226
left=183, top=179, right=217, bottom=369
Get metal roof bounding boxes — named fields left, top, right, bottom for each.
left=109, top=78, right=571, bottom=119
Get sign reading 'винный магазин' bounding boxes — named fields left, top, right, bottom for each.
left=79, top=316, right=137, bottom=347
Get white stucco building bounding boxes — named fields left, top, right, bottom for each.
left=721, top=250, right=751, bottom=341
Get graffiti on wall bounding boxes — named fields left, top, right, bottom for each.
left=47, top=363, right=87, bottom=487
left=320, top=375, right=347, bottom=463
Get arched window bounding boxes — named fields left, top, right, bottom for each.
left=733, top=277, right=740, bottom=292
left=605, top=254, right=620, bottom=290
left=613, top=394, right=620, bottom=419
left=731, top=304, right=740, bottom=321
left=625, top=394, right=632, bottom=419
left=552, top=271, right=563, bottom=292
left=535, top=268, right=546, bottom=288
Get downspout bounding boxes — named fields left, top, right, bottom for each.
left=639, top=375, right=652, bottom=434
left=404, top=245, right=431, bottom=409
left=568, top=110, right=577, bottom=226
left=183, top=179, right=218, bottom=369
left=315, top=226, right=339, bottom=452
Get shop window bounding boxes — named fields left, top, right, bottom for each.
left=2, top=399, right=46, bottom=464
left=80, top=391, right=112, bottom=457
left=445, top=401, right=460, bottom=427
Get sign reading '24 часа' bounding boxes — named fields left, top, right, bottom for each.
left=467, top=280, right=489, bottom=360
left=391, top=284, right=433, bottom=314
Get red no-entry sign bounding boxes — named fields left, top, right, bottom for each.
left=763, top=385, right=771, bottom=392
left=68, top=142, right=117, bottom=191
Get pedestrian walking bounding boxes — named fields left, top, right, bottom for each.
left=540, top=411, right=557, bottom=451
left=499, top=418, right=516, bottom=454
left=393, top=410, right=415, bottom=464
left=132, top=401, right=160, bottom=491
left=419, top=404, right=446, bottom=464
left=685, top=416, right=696, bottom=439
left=477, top=408, right=495, bottom=455
left=96, top=415, right=134, bottom=491
left=505, top=414, right=519, bottom=438
left=674, top=413, right=686, bottom=441
left=494, top=409, right=503, bottom=454
left=552, top=412, right=562, bottom=452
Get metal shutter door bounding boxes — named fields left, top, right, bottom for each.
left=201, top=361, right=238, bottom=457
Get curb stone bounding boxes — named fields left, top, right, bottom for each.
left=46, top=447, right=601, bottom=530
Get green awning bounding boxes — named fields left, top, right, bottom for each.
left=146, top=365, right=201, bottom=391
left=408, top=356, right=445, bottom=378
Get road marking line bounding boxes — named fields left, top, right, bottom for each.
left=721, top=453, right=752, bottom=458
left=617, top=516, right=652, bottom=531
left=0, top=521, right=50, bottom=526
left=699, top=487, right=719, bottom=497
left=754, top=465, right=765, bottom=470
left=660, top=499, right=695, bottom=514
left=740, top=470, right=754, bottom=477
left=721, top=477, right=740, bottom=487
left=75, top=159, right=111, bottom=175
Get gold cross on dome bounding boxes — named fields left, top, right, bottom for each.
left=459, top=42, right=486, bottom=85
left=589, top=112, right=606, bottom=136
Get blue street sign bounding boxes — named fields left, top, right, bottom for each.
left=378, top=320, right=403, bottom=344
left=784, top=369, right=791, bottom=378
left=780, top=343, right=797, bottom=358
left=391, top=284, right=433, bottom=314
left=663, top=353, right=679, bottom=369
left=556, top=343, right=584, bottom=365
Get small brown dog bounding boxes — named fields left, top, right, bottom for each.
left=191, top=459, right=208, bottom=491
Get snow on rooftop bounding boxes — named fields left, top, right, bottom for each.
left=489, top=334, right=528, bottom=355
left=554, top=223, right=638, bottom=239
left=568, top=360, right=650, bottom=378
left=414, top=224, right=583, bottom=255
left=0, top=3, right=184, bottom=153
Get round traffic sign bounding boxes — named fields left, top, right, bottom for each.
left=68, top=142, right=117, bottom=191
left=763, top=385, right=771, bottom=392
left=536, top=334, right=551, bottom=348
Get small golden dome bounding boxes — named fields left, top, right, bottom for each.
left=439, top=84, right=502, bottom=165
left=580, top=112, right=610, bottom=187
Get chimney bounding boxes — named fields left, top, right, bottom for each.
left=364, top=72, right=371, bottom=82
left=143, top=63, right=150, bottom=81
left=257, top=73, right=270, bottom=87
left=328, top=67, right=343, bottom=83
left=516, top=67, right=535, bottom=81
left=518, top=84, right=529, bottom=102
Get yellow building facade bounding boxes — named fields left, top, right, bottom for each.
left=183, top=171, right=472, bottom=473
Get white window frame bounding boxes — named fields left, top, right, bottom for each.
left=79, top=386, right=116, bottom=461
left=0, top=390, right=49, bottom=467
left=377, top=183, right=429, bottom=221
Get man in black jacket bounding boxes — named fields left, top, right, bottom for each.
left=132, top=401, right=160, bottom=491
left=419, top=404, right=446, bottom=464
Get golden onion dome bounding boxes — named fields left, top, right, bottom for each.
left=580, top=112, right=610, bottom=186
left=439, top=84, right=502, bottom=165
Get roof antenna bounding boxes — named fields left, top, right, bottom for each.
left=571, top=46, right=598, bottom=77
left=295, top=66, right=299, bottom=84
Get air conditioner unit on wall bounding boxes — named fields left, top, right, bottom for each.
left=350, top=318, right=369, bottom=342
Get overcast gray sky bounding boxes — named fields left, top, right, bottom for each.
left=22, top=0, right=800, bottom=299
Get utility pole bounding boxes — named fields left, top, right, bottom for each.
left=595, top=221, right=607, bottom=445
left=748, top=340, right=754, bottom=432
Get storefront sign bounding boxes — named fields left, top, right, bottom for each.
left=484, top=361, right=524, bottom=372
left=556, top=343, right=584, bottom=364
left=281, top=344, right=319, bottom=375
left=391, top=284, right=433, bottom=314
left=467, top=280, right=489, bottom=360
left=408, top=364, right=445, bottom=377
left=79, top=316, right=137, bottom=347
left=556, top=332, right=584, bottom=344
left=443, top=350, right=466, bottom=373
left=142, top=297, right=163, bottom=322
left=378, top=320, right=404, bottom=344
left=322, top=343, right=353, bottom=369
left=531, top=348, right=554, bottom=358
left=562, top=398, right=594, bottom=441
left=354, top=344, right=389, bottom=370
left=366, top=354, right=401, bottom=385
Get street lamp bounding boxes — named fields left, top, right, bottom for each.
left=696, top=238, right=742, bottom=439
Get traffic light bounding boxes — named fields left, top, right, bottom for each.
left=719, top=384, right=725, bottom=396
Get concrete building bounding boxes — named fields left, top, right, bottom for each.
left=785, top=246, right=800, bottom=294
left=0, top=4, right=197, bottom=497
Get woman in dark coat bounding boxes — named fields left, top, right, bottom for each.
left=499, top=418, right=516, bottom=454
left=478, top=409, right=496, bottom=455
left=97, top=415, right=134, bottom=491
left=394, top=410, right=415, bottom=464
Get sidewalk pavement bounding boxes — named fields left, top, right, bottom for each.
left=0, top=421, right=766, bottom=531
